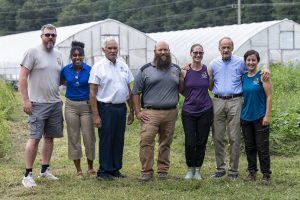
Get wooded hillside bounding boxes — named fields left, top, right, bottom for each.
left=0, top=0, right=299, bottom=35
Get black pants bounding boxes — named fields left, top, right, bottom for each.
left=97, top=102, right=127, bottom=175
left=181, top=107, right=213, bottom=167
left=241, top=118, right=271, bottom=175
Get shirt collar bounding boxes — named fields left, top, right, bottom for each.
left=222, top=56, right=232, bottom=61
left=68, top=63, right=88, bottom=70
left=104, top=57, right=118, bottom=65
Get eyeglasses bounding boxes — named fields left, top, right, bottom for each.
left=192, top=51, right=204, bottom=55
left=42, top=33, right=57, bottom=38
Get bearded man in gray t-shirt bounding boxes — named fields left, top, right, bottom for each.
left=19, top=24, right=64, bottom=188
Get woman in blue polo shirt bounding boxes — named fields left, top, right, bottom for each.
left=241, top=50, right=272, bottom=184
left=61, top=41, right=96, bottom=177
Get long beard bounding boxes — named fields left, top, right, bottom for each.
left=154, top=54, right=172, bottom=70
left=46, top=41, right=54, bottom=50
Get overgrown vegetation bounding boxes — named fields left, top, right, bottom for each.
left=269, top=64, right=300, bottom=155
left=0, top=81, right=16, bottom=159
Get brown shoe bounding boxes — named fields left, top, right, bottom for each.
left=76, top=171, right=83, bottom=178
left=138, top=174, right=153, bottom=182
left=244, top=170, right=257, bottom=182
left=262, top=174, right=271, bottom=185
left=87, top=169, right=96, bottom=177
left=158, top=173, right=168, bottom=180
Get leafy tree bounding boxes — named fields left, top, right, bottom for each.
left=1, top=0, right=300, bottom=35
left=242, top=0, right=274, bottom=23
left=271, top=0, right=300, bottom=22
left=15, top=0, right=61, bottom=32
left=0, top=0, right=25, bottom=35
left=56, top=0, right=94, bottom=26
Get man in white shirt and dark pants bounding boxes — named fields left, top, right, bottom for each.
left=89, top=38, right=134, bottom=180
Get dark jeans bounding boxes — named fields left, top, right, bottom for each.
left=181, top=107, right=213, bottom=167
left=97, top=102, right=127, bottom=176
left=241, top=118, right=271, bottom=175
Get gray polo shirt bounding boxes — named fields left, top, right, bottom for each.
left=132, top=62, right=180, bottom=108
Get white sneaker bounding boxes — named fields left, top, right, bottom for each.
left=184, top=167, right=195, bottom=180
left=22, top=172, right=37, bottom=188
left=38, top=167, right=59, bottom=180
left=193, top=168, right=202, bottom=180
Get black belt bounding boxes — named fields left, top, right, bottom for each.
left=98, top=102, right=126, bottom=107
left=143, top=106, right=177, bottom=110
left=214, top=93, right=242, bottom=99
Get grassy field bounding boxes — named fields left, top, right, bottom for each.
left=0, top=93, right=299, bottom=200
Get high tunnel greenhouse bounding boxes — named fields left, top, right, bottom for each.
left=0, top=18, right=299, bottom=81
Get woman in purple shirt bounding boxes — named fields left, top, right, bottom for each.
left=179, top=44, right=213, bottom=180
left=61, top=41, right=96, bottom=177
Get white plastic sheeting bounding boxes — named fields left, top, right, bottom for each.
left=0, top=19, right=157, bottom=79
left=147, top=19, right=300, bottom=68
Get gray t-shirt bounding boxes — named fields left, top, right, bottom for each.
left=132, top=62, right=180, bottom=108
left=20, top=45, right=63, bottom=103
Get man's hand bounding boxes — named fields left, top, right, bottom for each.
left=136, top=111, right=149, bottom=123
left=181, top=63, right=191, bottom=70
left=127, top=112, right=134, bottom=125
left=260, top=68, right=270, bottom=82
left=92, top=114, right=102, bottom=128
left=23, top=99, right=32, bottom=115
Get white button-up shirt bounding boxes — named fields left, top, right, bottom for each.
left=89, top=57, right=134, bottom=104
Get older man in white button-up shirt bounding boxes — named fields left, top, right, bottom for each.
left=89, top=38, right=134, bottom=180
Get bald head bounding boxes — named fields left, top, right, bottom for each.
left=153, top=41, right=171, bottom=69
left=154, top=41, right=169, bottom=51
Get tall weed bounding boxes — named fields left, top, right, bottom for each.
left=0, top=81, right=16, bottom=159
left=270, top=64, right=300, bottom=155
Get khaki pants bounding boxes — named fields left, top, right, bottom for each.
left=212, top=97, right=242, bottom=175
left=139, top=108, right=178, bottom=175
left=65, top=99, right=95, bottom=161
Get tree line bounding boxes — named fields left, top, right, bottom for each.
left=0, top=0, right=299, bottom=36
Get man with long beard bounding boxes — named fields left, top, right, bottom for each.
left=132, top=41, right=180, bottom=181
left=19, top=24, right=64, bottom=188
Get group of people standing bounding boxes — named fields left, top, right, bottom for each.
left=19, top=24, right=272, bottom=188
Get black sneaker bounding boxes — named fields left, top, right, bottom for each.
left=228, top=174, right=238, bottom=181
left=97, top=173, right=113, bottom=181
left=211, top=171, right=226, bottom=178
left=109, top=171, right=127, bottom=178
left=262, top=174, right=271, bottom=185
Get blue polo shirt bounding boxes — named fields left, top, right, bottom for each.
left=61, top=63, right=91, bottom=101
left=210, top=55, right=247, bottom=96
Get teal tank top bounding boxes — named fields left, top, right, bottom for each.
left=241, top=71, right=266, bottom=121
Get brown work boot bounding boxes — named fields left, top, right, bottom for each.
left=262, top=174, right=271, bottom=185
left=158, top=172, right=168, bottom=180
left=244, top=170, right=257, bottom=182
left=138, top=174, right=153, bottom=182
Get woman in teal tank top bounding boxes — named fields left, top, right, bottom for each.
left=241, top=50, right=272, bottom=185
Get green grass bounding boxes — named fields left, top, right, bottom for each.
left=1, top=64, right=300, bottom=199
left=0, top=99, right=299, bottom=200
